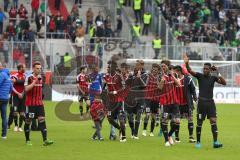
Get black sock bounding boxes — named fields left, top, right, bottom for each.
left=150, top=119, right=155, bottom=133
left=168, top=123, right=176, bottom=137
left=79, top=106, right=83, bottom=115
left=188, top=122, right=194, bottom=137
left=143, top=116, right=149, bottom=130
left=14, top=115, right=18, bottom=127
left=211, top=123, right=218, bottom=142
left=175, top=123, right=180, bottom=139
left=19, top=115, right=25, bottom=128
left=143, top=122, right=148, bottom=130
left=196, top=125, right=202, bottom=143
left=161, top=123, right=168, bottom=142
left=108, top=117, right=120, bottom=130
left=86, top=105, right=90, bottom=113
left=24, top=123, right=30, bottom=141
left=38, top=121, right=47, bottom=142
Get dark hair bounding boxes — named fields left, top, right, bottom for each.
left=174, top=65, right=183, bottom=73
left=136, top=60, right=144, bottom=66
left=17, top=64, right=24, bottom=70
left=204, top=63, right=212, bottom=68
left=108, top=60, right=118, bottom=69
left=80, top=65, right=87, bottom=72
left=161, top=60, right=171, bottom=67
left=33, top=61, right=41, bottom=68
left=152, top=63, right=161, bottom=70
left=120, top=63, right=129, bottom=69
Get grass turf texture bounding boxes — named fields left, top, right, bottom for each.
left=0, top=101, right=239, bottom=160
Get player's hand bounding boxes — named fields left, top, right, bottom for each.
left=211, top=65, right=218, bottom=71
left=137, top=70, right=141, bottom=78
left=18, top=93, right=23, bottom=99
left=183, top=53, right=189, bottom=65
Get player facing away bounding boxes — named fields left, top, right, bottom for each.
left=184, top=55, right=226, bottom=148
left=125, top=60, right=147, bottom=139
left=158, top=60, right=181, bottom=147
left=76, top=65, right=91, bottom=117
left=24, top=62, right=53, bottom=146
left=173, top=65, right=197, bottom=143
left=8, top=64, right=26, bottom=132
left=142, top=63, right=162, bottom=137
left=103, top=61, right=127, bottom=142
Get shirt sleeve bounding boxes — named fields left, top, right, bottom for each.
left=195, top=72, right=202, bottom=79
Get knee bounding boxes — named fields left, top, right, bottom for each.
left=25, top=118, right=32, bottom=124
left=210, top=118, right=217, bottom=125
left=38, top=117, right=45, bottom=123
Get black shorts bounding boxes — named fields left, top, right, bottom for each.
left=125, top=101, right=145, bottom=115
left=179, top=105, right=193, bottom=119
left=162, top=104, right=180, bottom=120
left=197, top=99, right=216, bottom=120
left=78, top=95, right=89, bottom=102
left=12, top=95, right=26, bottom=113
left=145, top=100, right=160, bottom=114
left=107, top=102, right=125, bottom=118
left=26, top=106, right=45, bottom=119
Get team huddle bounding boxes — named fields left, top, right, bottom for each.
left=4, top=55, right=226, bottom=148
left=76, top=55, right=226, bottom=148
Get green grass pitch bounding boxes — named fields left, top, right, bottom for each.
left=0, top=101, right=239, bottom=160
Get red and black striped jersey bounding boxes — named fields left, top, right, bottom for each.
left=11, top=71, right=26, bottom=95
left=24, top=74, right=43, bottom=106
left=145, top=73, right=161, bottom=102
left=76, top=73, right=90, bottom=94
left=175, top=77, right=187, bottom=105
left=160, top=74, right=178, bottom=105
left=103, top=73, right=125, bottom=103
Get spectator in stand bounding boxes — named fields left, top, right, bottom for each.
left=19, top=16, right=30, bottom=31
left=40, top=0, right=46, bottom=14
left=18, top=4, right=28, bottom=19
left=8, top=6, right=17, bottom=25
left=96, top=24, right=105, bottom=38
left=95, top=11, right=104, bottom=27
left=31, top=0, right=40, bottom=21
left=71, top=4, right=79, bottom=18
left=35, top=13, right=44, bottom=32
left=0, top=8, right=7, bottom=35
left=86, top=8, right=94, bottom=34
left=48, top=16, right=56, bottom=38
left=6, top=21, right=15, bottom=41
left=4, top=0, right=9, bottom=12
left=13, top=0, right=19, bottom=8
left=115, top=16, right=122, bottom=37
left=38, top=24, right=45, bottom=38
left=55, top=0, right=61, bottom=10
left=56, top=16, right=66, bottom=38
left=105, top=24, right=114, bottom=38
left=75, top=0, right=82, bottom=8
left=26, top=28, right=35, bottom=42
left=54, top=52, right=61, bottom=70
left=104, top=15, right=111, bottom=29
left=75, top=33, right=85, bottom=56
left=68, top=22, right=76, bottom=42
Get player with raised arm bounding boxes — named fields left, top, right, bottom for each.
left=24, top=62, right=53, bottom=146
left=184, top=55, right=226, bottom=148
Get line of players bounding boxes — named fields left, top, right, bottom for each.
left=77, top=59, right=213, bottom=147
left=7, top=62, right=53, bottom=146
